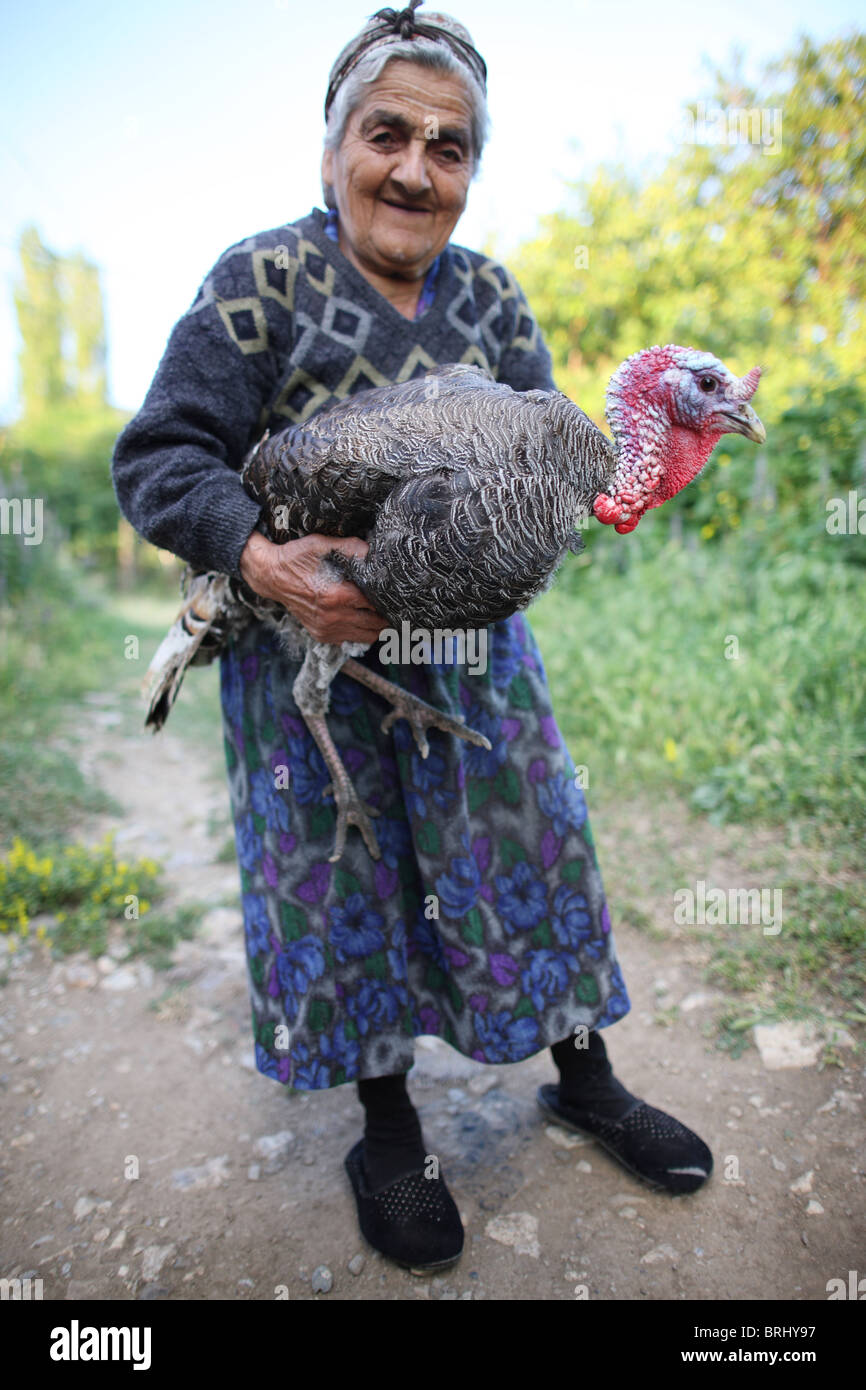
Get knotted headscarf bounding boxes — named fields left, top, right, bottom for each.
left=324, top=1, right=488, bottom=121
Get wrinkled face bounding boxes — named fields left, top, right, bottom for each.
left=659, top=350, right=765, bottom=442
left=321, top=58, right=475, bottom=281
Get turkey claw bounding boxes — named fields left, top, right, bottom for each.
left=380, top=702, right=491, bottom=758
left=322, top=783, right=381, bottom=863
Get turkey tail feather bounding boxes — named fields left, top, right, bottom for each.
left=144, top=574, right=230, bottom=730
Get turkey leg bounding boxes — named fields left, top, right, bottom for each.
left=303, top=713, right=381, bottom=863
left=292, top=644, right=382, bottom=863
left=340, top=658, right=492, bottom=760
left=290, top=645, right=492, bottom=863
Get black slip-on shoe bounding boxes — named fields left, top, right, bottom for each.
left=537, top=1084, right=713, bottom=1195
left=344, top=1139, right=464, bottom=1272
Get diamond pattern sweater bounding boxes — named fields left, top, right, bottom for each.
left=111, top=206, right=556, bottom=578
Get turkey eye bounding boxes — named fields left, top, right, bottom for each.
left=699, top=377, right=716, bottom=392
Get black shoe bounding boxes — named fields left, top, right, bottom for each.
left=537, top=1084, right=713, bottom=1195
left=344, top=1139, right=464, bottom=1272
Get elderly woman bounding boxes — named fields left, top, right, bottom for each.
left=112, top=1, right=712, bottom=1272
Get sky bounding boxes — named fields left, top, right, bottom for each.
left=1, top=0, right=861, bottom=417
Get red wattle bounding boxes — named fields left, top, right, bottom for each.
left=593, top=495, right=621, bottom=525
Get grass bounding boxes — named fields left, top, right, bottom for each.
left=529, top=532, right=866, bottom=1049
left=0, top=553, right=224, bottom=970
left=530, top=535, right=866, bottom=832
left=0, top=830, right=202, bottom=965
left=0, top=553, right=223, bottom=847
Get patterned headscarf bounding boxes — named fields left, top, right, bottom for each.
left=324, top=1, right=488, bottom=121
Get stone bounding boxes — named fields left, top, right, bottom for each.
left=252, top=1131, right=295, bottom=1173
left=816, top=1089, right=862, bottom=1116
left=140, top=1244, right=176, bottom=1281
left=311, top=1265, right=333, bottom=1293
left=100, top=968, right=138, bottom=993
left=171, top=1156, right=230, bottom=1191
left=576, top=1160, right=592, bottom=1173
left=753, top=1022, right=821, bottom=1070
left=348, top=1254, right=365, bottom=1276
left=805, top=1199, right=824, bottom=1216
left=73, top=1196, right=98, bottom=1220
left=640, top=1244, right=679, bottom=1265
left=544, top=1125, right=586, bottom=1150
left=789, top=1171, right=814, bottom=1195
left=484, top=1212, right=540, bottom=1258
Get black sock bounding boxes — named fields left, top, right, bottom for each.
left=550, top=1029, right=637, bottom=1120
left=357, top=1072, right=427, bottom=1191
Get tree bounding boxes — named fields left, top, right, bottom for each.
left=7, top=228, right=131, bottom=580
left=13, top=227, right=66, bottom=417
left=508, top=31, right=866, bottom=555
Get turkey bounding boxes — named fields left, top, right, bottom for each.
left=144, top=345, right=765, bottom=860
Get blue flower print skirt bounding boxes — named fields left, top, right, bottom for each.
left=219, top=612, right=631, bottom=1090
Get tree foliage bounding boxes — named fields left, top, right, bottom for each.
left=510, top=32, right=866, bottom=557
left=4, top=227, right=132, bottom=589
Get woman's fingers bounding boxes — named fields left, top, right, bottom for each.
left=260, top=532, right=388, bottom=645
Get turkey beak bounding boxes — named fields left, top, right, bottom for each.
left=717, top=402, right=766, bottom=444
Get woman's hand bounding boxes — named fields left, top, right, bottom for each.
left=239, top=531, right=387, bottom=646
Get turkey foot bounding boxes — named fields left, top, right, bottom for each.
left=341, top=658, right=492, bottom=760
left=304, top=713, right=381, bottom=863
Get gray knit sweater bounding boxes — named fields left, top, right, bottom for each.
left=111, top=207, right=556, bottom=579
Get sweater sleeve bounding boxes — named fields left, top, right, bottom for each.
left=111, top=247, right=281, bottom=579
left=494, top=273, right=557, bottom=394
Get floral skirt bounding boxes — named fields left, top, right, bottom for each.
left=219, top=612, right=631, bottom=1090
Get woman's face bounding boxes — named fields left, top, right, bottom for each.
left=322, top=58, right=475, bottom=282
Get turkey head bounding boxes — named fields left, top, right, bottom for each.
left=593, top=345, right=765, bottom=534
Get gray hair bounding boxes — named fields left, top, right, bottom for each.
left=322, top=40, right=489, bottom=209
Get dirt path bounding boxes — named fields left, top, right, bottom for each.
left=1, top=694, right=863, bottom=1302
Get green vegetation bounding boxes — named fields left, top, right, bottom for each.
left=0, top=543, right=221, bottom=846
left=0, top=831, right=198, bottom=966
left=531, top=536, right=865, bottom=832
